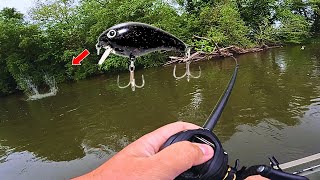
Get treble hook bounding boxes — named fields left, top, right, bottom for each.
left=173, top=60, right=201, bottom=82
left=117, top=58, right=145, bottom=91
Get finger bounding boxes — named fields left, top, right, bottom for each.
left=245, top=175, right=270, bottom=180
left=126, top=122, right=201, bottom=156
left=149, top=141, right=214, bottom=179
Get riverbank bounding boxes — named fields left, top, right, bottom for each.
left=164, top=44, right=282, bottom=66
left=0, top=44, right=284, bottom=98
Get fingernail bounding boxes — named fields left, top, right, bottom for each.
left=197, top=144, right=214, bottom=156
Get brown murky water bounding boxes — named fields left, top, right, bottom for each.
left=0, top=45, right=319, bottom=179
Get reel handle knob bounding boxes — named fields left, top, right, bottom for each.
left=160, top=129, right=229, bottom=180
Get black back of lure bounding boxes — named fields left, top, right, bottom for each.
left=96, top=22, right=187, bottom=64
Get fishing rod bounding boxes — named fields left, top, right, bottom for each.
left=161, top=56, right=309, bottom=180
left=204, top=56, right=239, bottom=131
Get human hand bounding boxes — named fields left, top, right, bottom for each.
left=73, top=122, right=268, bottom=180
left=74, top=122, right=213, bottom=179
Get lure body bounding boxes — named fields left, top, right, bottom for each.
left=96, top=22, right=187, bottom=63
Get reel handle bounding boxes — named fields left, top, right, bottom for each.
left=160, top=129, right=229, bottom=180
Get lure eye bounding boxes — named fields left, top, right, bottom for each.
left=107, top=30, right=117, bottom=38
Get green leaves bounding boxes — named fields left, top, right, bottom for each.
left=237, top=0, right=276, bottom=31
left=0, top=7, right=23, bottom=21
left=277, top=8, right=311, bottom=44
left=254, top=18, right=278, bottom=45
left=193, top=2, right=253, bottom=49
left=310, top=0, right=320, bottom=33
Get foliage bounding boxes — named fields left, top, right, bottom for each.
left=277, top=8, right=311, bottom=44
left=310, top=0, right=320, bottom=34
left=237, top=0, right=276, bottom=32
left=214, top=2, right=253, bottom=47
left=0, top=8, right=33, bottom=95
left=174, top=0, right=215, bottom=14
left=192, top=2, right=253, bottom=51
left=254, top=18, right=279, bottom=45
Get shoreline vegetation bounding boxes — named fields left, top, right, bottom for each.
left=166, top=45, right=283, bottom=66
left=165, top=35, right=283, bottom=65
left=1, top=0, right=320, bottom=96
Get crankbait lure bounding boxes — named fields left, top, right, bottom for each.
left=96, top=22, right=200, bottom=91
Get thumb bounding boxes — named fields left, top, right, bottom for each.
left=151, top=141, right=214, bottom=179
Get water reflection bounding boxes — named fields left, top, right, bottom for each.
left=0, top=45, right=319, bottom=179
left=190, top=88, right=203, bottom=110
left=0, top=143, right=114, bottom=180
left=275, top=54, right=287, bottom=73
left=178, top=88, right=205, bottom=121
left=225, top=92, right=320, bottom=166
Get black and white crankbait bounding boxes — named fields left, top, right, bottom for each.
left=96, top=22, right=200, bottom=91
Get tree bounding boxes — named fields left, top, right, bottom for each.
left=0, top=7, right=23, bottom=21
left=276, top=8, right=311, bottom=43
left=0, top=8, right=24, bottom=95
left=30, top=0, right=99, bottom=81
left=310, top=0, right=320, bottom=34
left=174, top=0, right=215, bottom=14
left=237, top=0, right=276, bottom=33
left=193, top=2, right=253, bottom=49
left=0, top=7, right=56, bottom=95
left=253, top=18, right=278, bottom=45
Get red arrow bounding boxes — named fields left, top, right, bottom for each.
left=72, top=49, right=90, bottom=65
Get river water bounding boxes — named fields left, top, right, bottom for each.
left=0, top=45, right=319, bottom=179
